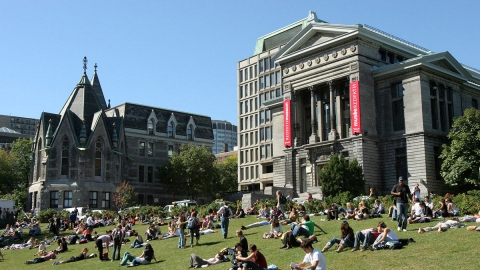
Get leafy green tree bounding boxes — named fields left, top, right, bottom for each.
left=9, top=138, right=33, bottom=186
left=317, top=154, right=365, bottom=197
left=214, top=154, right=238, bottom=193
left=0, top=150, right=16, bottom=194
left=440, top=108, right=480, bottom=185
left=113, top=180, right=137, bottom=210
left=158, top=144, right=218, bottom=200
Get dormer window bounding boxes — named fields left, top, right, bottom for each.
left=168, top=122, right=175, bottom=137
left=148, top=118, right=155, bottom=135
left=187, top=124, right=193, bottom=140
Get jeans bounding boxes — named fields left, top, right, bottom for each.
left=130, top=239, right=143, bottom=248
left=327, top=237, right=354, bottom=247
left=189, top=228, right=200, bottom=245
left=291, top=224, right=310, bottom=238
left=243, top=261, right=265, bottom=270
left=113, top=240, right=121, bottom=260
left=220, top=218, right=230, bottom=239
left=397, top=202, right=409, bottom=230
left=178, top=228, right=185, bottom=248
left=132, top=257, right=149, bottom=265
left=373, top=234, right=394, bottom=246
left=353, top=231, right=375, bottom=248
left=120, top=251, right=135, bottom=265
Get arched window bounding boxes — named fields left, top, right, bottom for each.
left=187, top=124, right=193, bottom=140
left=168, top=122, right=174, bottom=137
left=61, top=137, right=69, bottom=176
left=148, top=118, right=155, bottom=135
left=95, top=139, right=103, bottom=177
left=36, top=140, right=42, bottom=181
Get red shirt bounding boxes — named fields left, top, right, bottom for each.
left=252, top=251, right=267, bottom=268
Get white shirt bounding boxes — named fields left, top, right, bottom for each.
left=302, top=248, right=326, bottom=270
left=411, top=203, right=424, bottom=216
left=86, top=216, right=94, bottom=226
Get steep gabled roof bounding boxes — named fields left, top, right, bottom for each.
left=91, top=69, right=107, bottom=110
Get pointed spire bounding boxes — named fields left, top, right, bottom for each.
left=112, top=122, right=118, bottom=149
left=108, top=99, right=111, bottom=109
left=90, top=62, right=107, bottom=110
left=78, top=57, right=90, bottom=86
left=45, top=119, right=53, bottom=146
left=79, top=119, right=87, bottom=146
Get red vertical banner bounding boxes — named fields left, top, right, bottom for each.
left=350, top=81, right=362, bottom=135
left=284, top=100, right=292, bottom=147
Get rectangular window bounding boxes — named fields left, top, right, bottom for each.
left=255, top=131, right=258, bottom=144
left=276, top=88, right=281, bottom=97
left=249, top=83, right=253, bottom=95
left=259, top=77, right=264, bottom=89
left=240, top=151, right=244, bottom=164
left=250, top=99, right=253, bottom=112
left=240, top=167, right=244, bottom=180
left=63, top=191, right=72, bottom=208
left=259, top=60, right=264, bottom=73
left=240, top=134, right=243, bottom=147
left=265, top=144, right=271, bottom=158
left=148, top=142, right=153, bottom=157
left=50, top=191, right=59, bottom=208
left=260, top=93, right=265, bottom=105
left=89, top=191, right=98, bottom=208
left=438, top=84, right=446, bottom=131
left=249, top=66, right=253, bottom=79
left=266, top=126, right=271, bottom=140
left=260, top=145, right=265, bottom=159
left=430, top=82, right=438, bottom=130
left=392, top=83, right=405, bottom=131
left=266, top=110, right=271, bottom=122
left=270, top=73, right=275, bottom=86
left=102, top=192, right=110, bottom=209
left=265, top=75, right=270, bottom=88
left=245, top=84, right=248, bottom=97
left=395, top=147, right=408, bottom=182
left=239, top=70, right=243, bottom=82
left=245, top=165, right=249, bottom=179
left=148, top=166, right=153, bottom=183
left=239, top=86, right=243, bottom=99
left=245, top=133, right=249, bottom=145
left=168, top=145, right=174, bottom=157
left=379, top=49, right=386, bottom=61
left=245, top=100, right=248, bottom=113
left=139, top=142, right=145, bottom=156
left=254, top=65, right=257, bottom=77
left=276, top=71, right=281, bottom=85
left=473, top=98, right=478, bottom=110
left=139, top=166, right=145, bottom=182
left=244, top=68, right=248, bottom=81
left=240, top=102, right=243, bottom=114
left=265, top=57, right=270, bottom=70
left=260, top=127, right=265, bottom=141
left=260, top=111, right=265, bottom=124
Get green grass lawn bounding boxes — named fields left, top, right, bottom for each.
left=3, top=216, right=479, bottom=270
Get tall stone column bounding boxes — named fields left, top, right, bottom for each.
left=328, top=80, right=338, bottom=140
left=309, top=86, right=318, bottom=144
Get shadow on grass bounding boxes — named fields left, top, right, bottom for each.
left=196, top=241, right=222, bottom=246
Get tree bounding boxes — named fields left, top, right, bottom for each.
left=9, top=138, right=33, bottom=186
left=113, top=180, right=137, bottom=210
left=158, top=144, right=218, bottom=199
left=317, top=154, right=365, bottom=197
left=440, top=108, right=480, bottom=185
left=214, top=154, right=238, bottom=193
left=0, top=150, right=16, bottom=194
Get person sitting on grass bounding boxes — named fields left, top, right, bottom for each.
left=234, top=244, right=267, bottom=270
left=344, top=202, right=356, bottom=219
left=52, top=247, right=96, bottom=265
left=246, top=205, right=256, bottom=215
left=281, top=207, right=299, bottom=225
left=228, top=242, right=248, bottom=270
left=290, top=239, right=326, bottom=270
left=256, top=204, right=269, bottom=218
left=408, top=202, right=431, bottom=224
left=355, top=200, right=370, bottom=220
left=372, top=199, right=385, bottom=217
left=131, top=234, right=144, bottom=248
left=263, top=215, right=283, bottom=239
left=321, top=221, right=354, bottom=253
left=119, top=243, right=157, bottom=266
left=371, top=221, right=398, bottom=250
left=351, top=226, right=380, bottom=252
left=280, top=215, right=324, bottom=249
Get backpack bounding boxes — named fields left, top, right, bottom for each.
left=113, top=230, right=122, bottom=242
left=187, top=217, right=196, bottom=229
left=222, top=207, right=230, bottom=218
left=280, top=195, right=287, bottom=205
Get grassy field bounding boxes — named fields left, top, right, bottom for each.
left=3, top=215, right=479, bottom=270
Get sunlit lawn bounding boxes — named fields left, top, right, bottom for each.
left=3, top=215, right=479, bottom=269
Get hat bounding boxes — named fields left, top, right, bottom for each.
left=398, top=176, right=403, bottom=181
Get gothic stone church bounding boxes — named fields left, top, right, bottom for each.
left=29, top=60, right=214, bottom=211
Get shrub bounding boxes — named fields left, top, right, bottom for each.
left=37, top=209, right=61, bottom=223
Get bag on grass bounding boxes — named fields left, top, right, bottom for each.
left=386, top=241, right=403, bottom=250
left=102, top=252, right=109, bottom=260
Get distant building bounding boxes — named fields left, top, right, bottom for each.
left=0, top=127, right=31, bottom=151
left=28, top=59, right=214, bottom=211
left=237, top=11, right=480, bottom=198
left=211, top=120, right=237, bottom=154
left=215, top=146, right=238, bottom=163
left=0, top=114, right=39, bottom=136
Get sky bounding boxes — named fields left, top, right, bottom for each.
left=1, top=1, right=479, bottom=126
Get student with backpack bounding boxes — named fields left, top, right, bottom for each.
left=112, top=224, right=124, bottom=261
left=217, top=203, right=233, bottom=239
left=277, top=190, right=287, bottom=217
left=187, top=211, right=201, bottom=248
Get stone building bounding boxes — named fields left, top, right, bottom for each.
left=28, top=59, right=213, bottom=210
left=237, top=11, right=480, bottom=198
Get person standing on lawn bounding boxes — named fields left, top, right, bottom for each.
left=391, top=176, right=411, bottom=232
left=217, top=203, right=233, bottom=239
